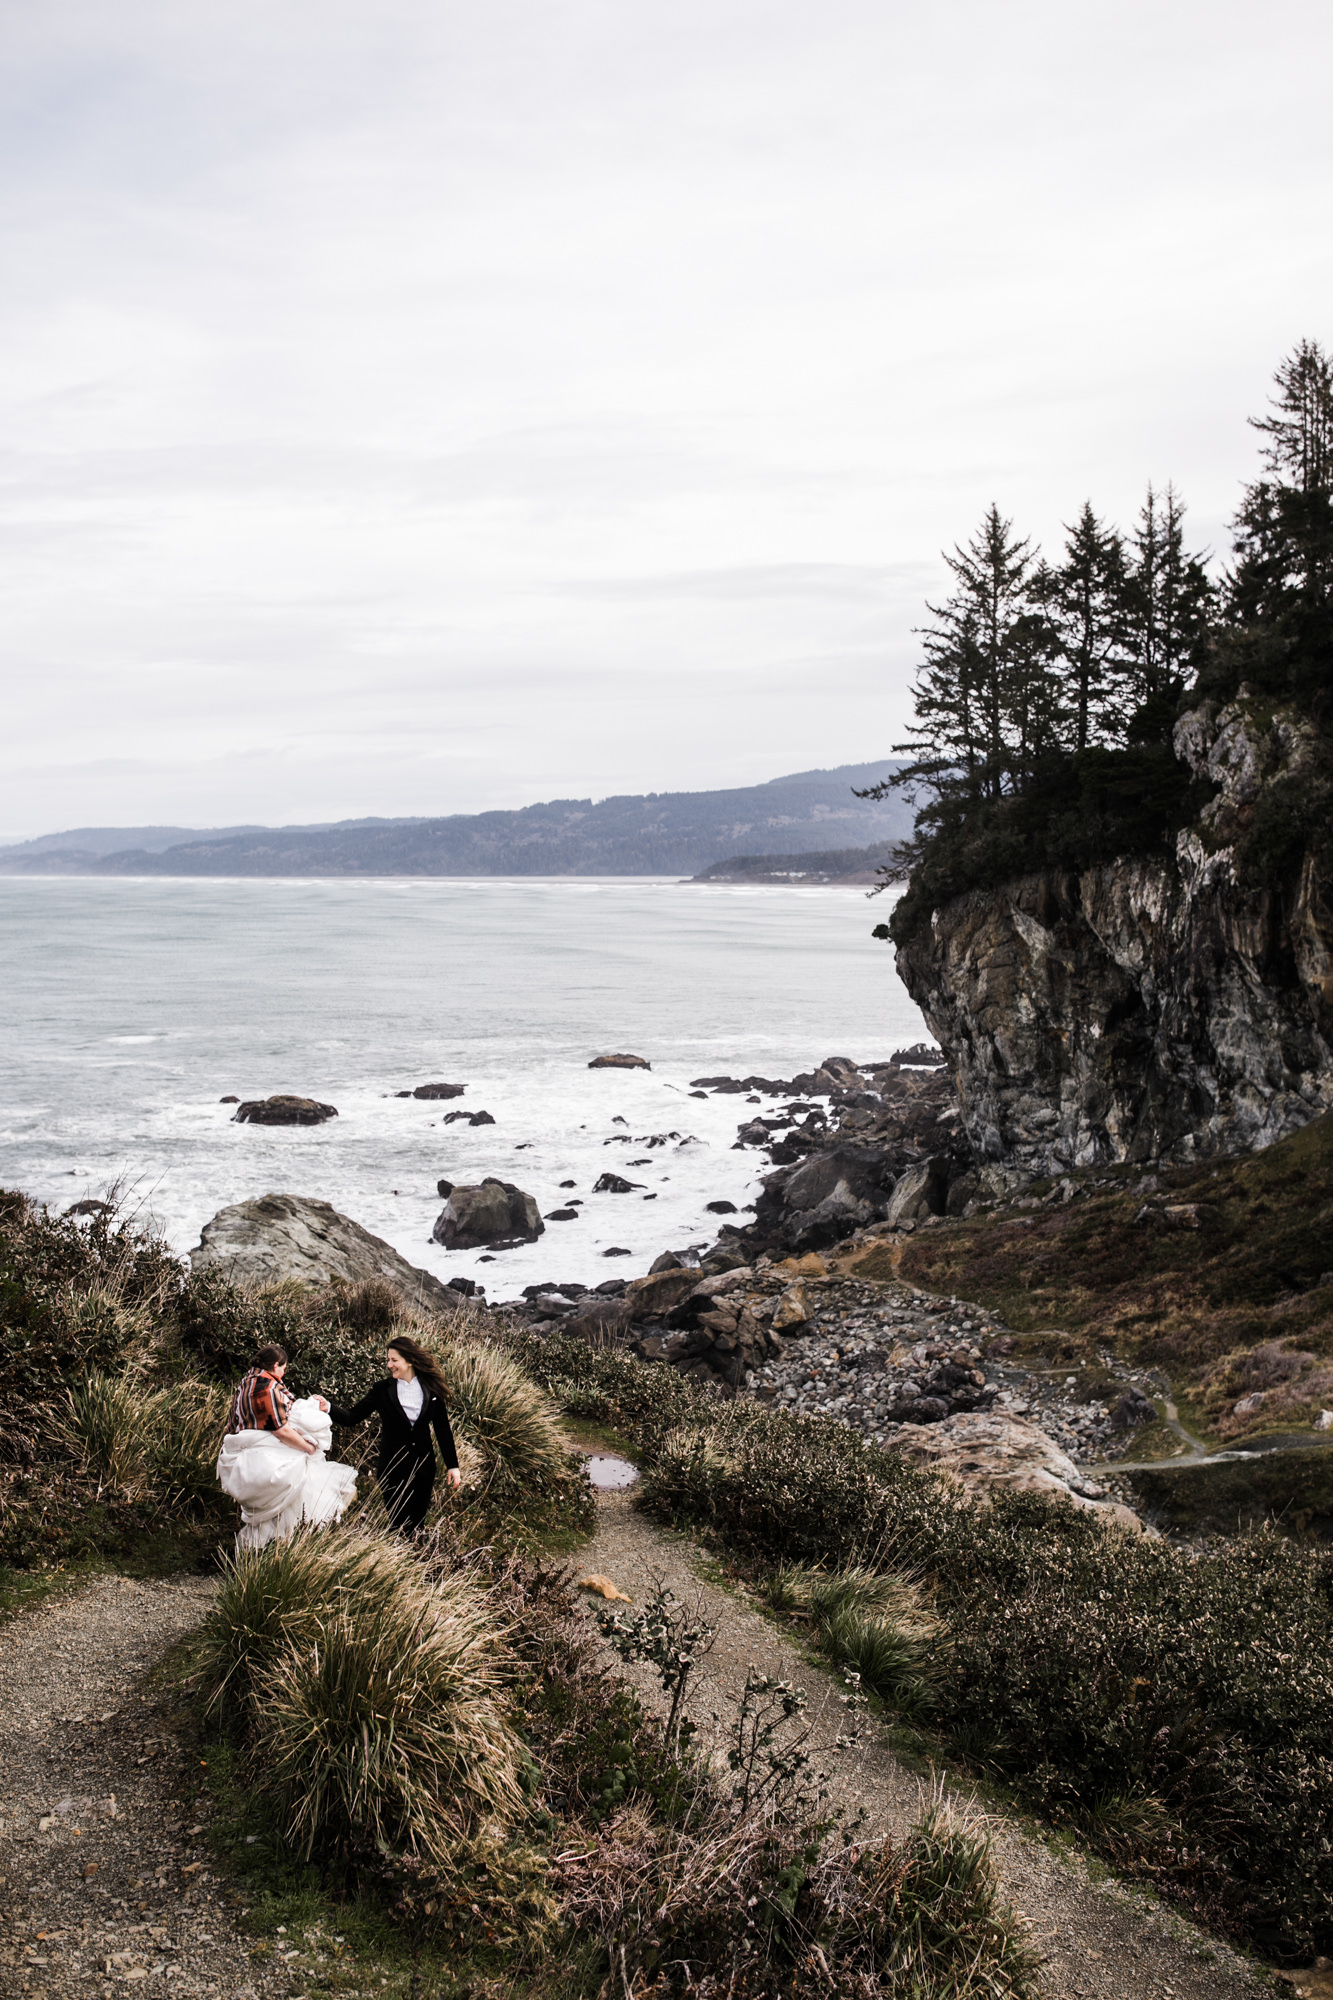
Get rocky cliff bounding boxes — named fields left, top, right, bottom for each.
left=895, top=695, right=1333, bottom=1170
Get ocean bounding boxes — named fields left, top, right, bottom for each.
left=0, top=875, right=927, bottom=1298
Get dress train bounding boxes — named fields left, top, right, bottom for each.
left=216, top=1395, right=357, bottom=1550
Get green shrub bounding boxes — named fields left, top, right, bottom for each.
left=0, top=1189, right=182, bottom=1405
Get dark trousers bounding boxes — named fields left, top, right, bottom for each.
left=380, top=1453, right=435, bottom=1535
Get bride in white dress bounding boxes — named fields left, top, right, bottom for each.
left=216, top=1394, right=358, bottom=1550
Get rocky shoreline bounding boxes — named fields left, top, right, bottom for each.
left=188, top=1045, right=1175, bottom=1525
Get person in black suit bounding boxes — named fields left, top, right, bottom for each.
left=327, top=1334, right=461, bottom=1535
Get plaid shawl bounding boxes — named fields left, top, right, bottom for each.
left=226, top=1367, right=294, bottom=1436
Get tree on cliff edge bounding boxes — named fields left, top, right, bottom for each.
left=1225, top=337, right=1333, bottom=708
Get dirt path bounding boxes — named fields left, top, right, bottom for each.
left=575, top=1485, right=1272, bottom=2000
left=0, top=1574, right=293, bottom=2000
left=0, top=1541, right=1284, bottom=2000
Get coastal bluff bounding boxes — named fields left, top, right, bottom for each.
left=895, top=695, right=1333, bottom=1171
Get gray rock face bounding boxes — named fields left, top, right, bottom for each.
left=432, top=1178, right=544, bottom=1249
left=895, top=696, right=1333, bottom=1171
left=190, top=1192, right=457, bottom=1308
left=588, top=1053, right=651, bottom=1069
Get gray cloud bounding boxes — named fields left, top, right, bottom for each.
left=1, top=0, right=1329, bottom=837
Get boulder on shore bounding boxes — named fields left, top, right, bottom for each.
left=589, top=1053, right=651, bottom=1070
left=403, top=1082, right=466, bottom=1100
left=889, top=1410, right=1142, bottom=1529
left=433, top=1179, right=544, bottom=1249
left=190, top=1192, right=457, bottom=1309
left=232, top=1094, right=338, bottom=1125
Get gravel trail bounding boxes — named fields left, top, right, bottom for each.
left=576, top=1485, right=1272, bottom=2000
left=0, top=1575, right=292, bottom=2000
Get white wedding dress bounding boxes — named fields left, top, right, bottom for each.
left=216, top=1395, right=358, bottom=1550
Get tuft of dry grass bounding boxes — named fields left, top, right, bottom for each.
left=441, top=1338, right=574, bottom=1489
left=58, top=1370, right=230, bottom=1504
left=554, top=1794, right=1038, bottom=1999
left=196, top=1524, right=523, bottom=1862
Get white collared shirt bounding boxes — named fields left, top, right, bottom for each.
left=396, top=1374, right=425, bottom=1423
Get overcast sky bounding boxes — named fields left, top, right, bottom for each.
left=1, top=0, right=1329, bottom=839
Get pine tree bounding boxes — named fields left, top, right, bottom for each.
left=1052, top=502, right=1127, bottom=751
left=1120, top=482, right=1214, bottom=728
left=1230, top=338, right=1333, bottom=630
left=870, top=504, right=1049, bottom=807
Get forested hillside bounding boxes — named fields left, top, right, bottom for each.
left=0, top=762, right=911, bottom=878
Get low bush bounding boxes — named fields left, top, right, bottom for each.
left=499, top=1325, right=1333, bottom=1959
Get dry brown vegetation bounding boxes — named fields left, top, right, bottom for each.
left=848, top=1111, right=1333, bottom=1444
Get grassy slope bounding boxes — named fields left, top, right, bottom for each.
left=849, top=1112, right=1333, bottom=1446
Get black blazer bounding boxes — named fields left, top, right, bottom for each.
left=329, top=1377, right=459, bottom=1482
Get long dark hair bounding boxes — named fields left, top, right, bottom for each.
left=388, top=1334, right=451, bottom=1403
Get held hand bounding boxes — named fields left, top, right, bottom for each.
left=315, top=1396, right=330, bottom=1413
left=446, top=1468, right=463, bottom=1491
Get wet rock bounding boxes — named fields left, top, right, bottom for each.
left=545, top=1207, right=580, bottom=1221
left=593, top=1171, right=644, bottom=1194
left=191, top=1191, right=459, bottom=1308
left=409, top=1082, right=467, bottom=1099
left=441, top=1108, right=496, bottom=1127
left=231, top=1094, right=338, bottom=1125
left=890, top=1042, right=946, bottom=1067
left=433, top=1178, right=544, bottom=1249
left=589, top=1053, right=651, bottom=1069
left=219, top=1094, right=239, bottom=1104
left=706, top=1199, right=738, bottom=1214
left=760, top=1144, right=895, bottom=1250
left=602, top=1245, right=633, bottom=1257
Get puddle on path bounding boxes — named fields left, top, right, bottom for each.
left=585, top=1454, right=640, bottom=1489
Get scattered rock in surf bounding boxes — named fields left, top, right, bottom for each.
left=219, top=1095, right=239, bottom=1104
left=65, top=1199, right=111, bottom=1219
left=232, top=1094, right=338, bottom=1125
left=890, top=1042, right=946, bottom=1068
left=706, top=1199, right=738, bottom=1214
left=436, top=1178, right=454, bottom=1198
left=408, top=1082, right=466, bottom=1099
left=447, top=1276, right=484, bottom=1297
left=559, top=1179, right=577, bottom=1188
left=602, top=1245, right=632, bottom=1257
left=689, top=1090, right=708, bottom=1099
left=545, top=1207, right=580, bottom=1222
left=433, top=1178, right=544, bottom=1249
left=589, top=1053, right=651, bottom=1070
left=443, top=1109, right=496, bottom=1126
left=593, top=1171, right=644, bottom=1194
